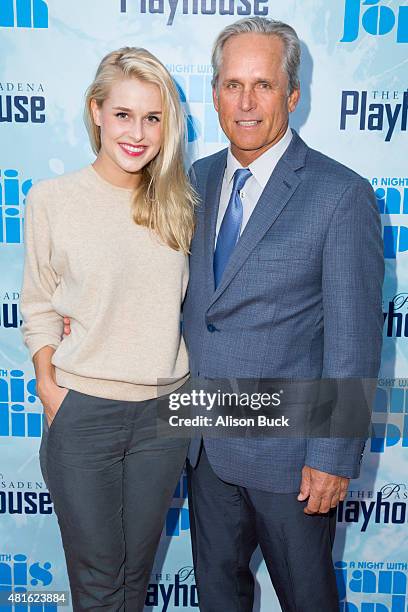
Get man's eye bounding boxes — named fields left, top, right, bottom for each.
left=258, top=82, right=271, bottom=89
left=226, top=83, right=239, bottom=89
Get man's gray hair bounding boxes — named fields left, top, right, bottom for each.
left=211, top=17, right=301, bottom=95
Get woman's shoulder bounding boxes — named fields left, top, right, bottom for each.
left=27, top=166, right=92, bottom=207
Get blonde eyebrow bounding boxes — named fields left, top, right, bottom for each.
left=112, top=106, right=162, bottom=114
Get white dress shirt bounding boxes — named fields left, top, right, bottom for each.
left=215, top=126, right=293, bottom=243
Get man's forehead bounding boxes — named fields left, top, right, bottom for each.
left=218, top=42, right=285, bottom=79
left=223, top=32, right=284, bottom=52
left=220, top=35, right=284, bottom=67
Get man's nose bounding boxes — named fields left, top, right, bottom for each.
left=240, top=88, right=256, bottom=112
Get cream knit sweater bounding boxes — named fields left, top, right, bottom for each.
left=20, top=165, right=189, bottom=401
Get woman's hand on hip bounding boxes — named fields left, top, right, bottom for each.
left=38, top=381, right=69, bottom=427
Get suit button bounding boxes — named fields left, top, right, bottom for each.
left=207, top=324, right=216, bottom=332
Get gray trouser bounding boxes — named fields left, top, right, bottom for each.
left=187, top=447, right=339, bottom=612
left=40, top=389, right=189, bottom=612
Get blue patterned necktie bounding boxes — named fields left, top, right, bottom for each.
left=213, top=168, right=252, bottom=289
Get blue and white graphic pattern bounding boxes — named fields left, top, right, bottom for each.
left=0, top=1, right=407, bottom=609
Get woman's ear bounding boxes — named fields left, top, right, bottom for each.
left=90, top=99, right=101, bottom=127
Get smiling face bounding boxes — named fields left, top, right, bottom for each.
left=91, top=77, right=162, bottom=189
left=213, top=33, right=300, bottom=166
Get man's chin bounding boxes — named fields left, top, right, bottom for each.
left=230, top=140, right=267, bottom=152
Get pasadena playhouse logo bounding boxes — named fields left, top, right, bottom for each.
left=337, top=483, right=407, bottom=532
left=0, top=167, right=33, bottom=244
left=0, top=474, right=52, bottom=516
left=0, top=0, right=48, bottom=28
left=0, top=82, right=46, bottom=125
left=341, top=0, right=408, bottom=43
left=0, top=369, right=43, bottom=438
left=335, top=560, right=407, bottom=612
left=340, top=89, right=408, bottom=142
left=383, top=293, right=408, bottom=338
left=146, top=567, right=198, bottom=610
left=120, top=0, right=267, bottom=26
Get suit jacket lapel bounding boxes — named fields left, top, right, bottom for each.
left=208, top=131, right=308, bottom=309
left=202, top=149, right=228, bottom=296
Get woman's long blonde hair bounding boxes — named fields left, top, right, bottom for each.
left=84, top=47, right=196, bottom=254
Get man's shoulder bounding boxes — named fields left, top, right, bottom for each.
left=190, top=149, right=228, bottom=180
left=304, top=144, right=368, bottom=189
left=299, top=140, right=375, bottom=214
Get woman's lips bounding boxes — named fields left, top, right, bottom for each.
left=119, top=143, right=146, bottom=157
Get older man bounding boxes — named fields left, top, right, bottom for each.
left=182, top=17, right=383, bottom=612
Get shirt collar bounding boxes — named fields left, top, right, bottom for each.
left=225, top=126, right=293, bottom=189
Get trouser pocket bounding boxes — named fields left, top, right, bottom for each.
left=48, top=389, right=72, bottom=432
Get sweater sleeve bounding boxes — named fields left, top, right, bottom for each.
left=20, top=184, right=63, bottom=358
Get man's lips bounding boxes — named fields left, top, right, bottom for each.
left=235, top=120, right=262, bottom=128
left=119, top=143, right=147, bottom=157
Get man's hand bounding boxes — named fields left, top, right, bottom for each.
left=297, top=465, right=349, bottom=514
left=63, top=317, right=71, bottom=336
left=38, top=380, right=69, bottom=427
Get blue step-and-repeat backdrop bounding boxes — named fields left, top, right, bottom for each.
left=1, top=1, right=407, bottom=610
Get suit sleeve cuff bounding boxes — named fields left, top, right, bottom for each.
left=305, top=438, right=366, bottom=479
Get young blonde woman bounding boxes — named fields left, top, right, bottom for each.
left=20, top=48, right=195, bottom=611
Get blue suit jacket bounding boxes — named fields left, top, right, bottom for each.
left=183, top=131, right=384, bottom=493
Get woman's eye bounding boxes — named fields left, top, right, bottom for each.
left=116, top=112, right=128, bottom=119
left=146, top=115, right=160, bottom=123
